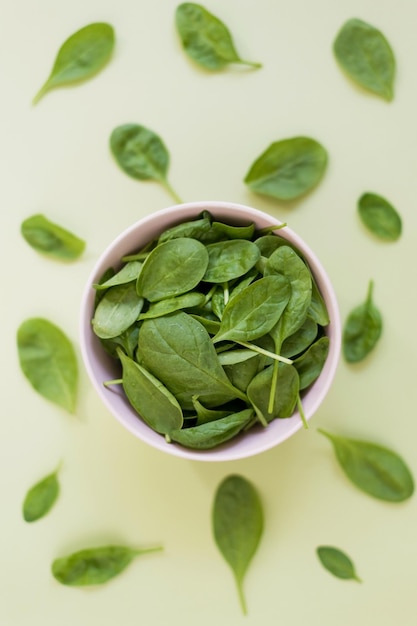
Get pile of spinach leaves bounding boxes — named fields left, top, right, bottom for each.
left=91, top=211, right=330, bottom=449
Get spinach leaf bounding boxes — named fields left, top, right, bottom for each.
left=343, top=280, right=382, bottom=362
left=318, top=429, right=414, bottom=502
left=170, top=409, right=253, bottom=449
left=333, top=18, right=395, bottom=101
left=17, top=318, right=78, bottom=413
left=203, top=240, right=260, bottom=283
left=358, top=192, right=402, bottom=241
left=139, top=291, right=206, bottom=319
left=244, top=136, right=328, bottom=201
left=93, top=261, right=142, bottom=290
left=293, top=336, right=330, bottom=390
left=281, top=316, right=318, bottom=358
left=23, top=464, right=61, bottom=522
left=138, top=312, right=247, bottom=409
left=175, top=3, right=261, bottom=71
left=110, top=124, right=182, bottom=202
left=158, top=213, right=213, bottom=243
left=247, top=363, right=299, bottom=425
left=137, top=238, right=208, bottom=302
left=33, top=23, right=115, bottom=104
left=212, top=475, right=263, bottom=614
left=191, top=396, right=231, bottom=425
left=92, top=282, right=144, bottom=339
left=309, top=276, right=330, bottom=325
left=117, top=349, right=183, bottom=435
left=213, top=275, right=290, bottom=344
left=317, top=546, right=362, bottom=582
left=52, top=544, right=163, bottom=586
left=21, top=214, right=85, bottom=260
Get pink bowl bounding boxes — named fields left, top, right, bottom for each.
left=79, top=201, right=341, bottom=461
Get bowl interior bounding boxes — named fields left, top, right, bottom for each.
left=80, top=201, right=341, bottom=461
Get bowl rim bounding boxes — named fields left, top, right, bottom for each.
left=79, top=200, right=341, bottom=461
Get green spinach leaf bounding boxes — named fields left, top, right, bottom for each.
left=52, top=544, right=163, bottom=586
left=247, top=363, right=299, bottom=425
left=294, top=336, right=329, bottom=390
left=343, top=280, right=382, bottom=362
left=17, top=318, right=78, bottom=413
left=175, top=3, right=261, bottom=70
left=213, top=275, right=290, bottom=344
left=137, top=238, right=208, bottom=301
left=33, top=23, right=115, bottom=104
left=21, top=214, right=85, bottom=260
left=317, top=546, right=362, bottom=582
left=93, top=261, right=142, bottom=290
left=318, top=429, right=414, bottom=502
left=92, top=282, right=144, bottom=339
left=212, top=475, right=263, bottom=614
left=358, top=192, right=402, bottom=241
left=23, top=464, right=61, bottom=522
left=203, top=240, right=260, bottom=283
left=244, top=136, right=328, bottom=201
left=333, top=18, right=395, bottom=101
left=138, top=312, right=247, bottom=409
left=110, top=124, right=182, bottom=202
left=170, top=409, right=253, bottom=449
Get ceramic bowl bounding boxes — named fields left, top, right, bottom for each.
left=80, top=201, right=341, bottom=461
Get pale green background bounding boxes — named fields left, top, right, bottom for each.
left=1, top=0, right=416, bottom=624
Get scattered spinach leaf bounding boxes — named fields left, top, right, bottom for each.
left=212, top=475, right=263, bottom=614
left=17, top=317, right=78, bottom=413
left=21, top=214, right=85, bottom=261
left=110, top=124, right=182, bottom=202
left=244, top=136, right=328, bottom=201
left=52, top=544, right=163, bottom=586
left=175, top=3, right=261, bottom=70
left=318, top=429, right=414, bottom=502
left=317, top=546, right=362, bottom=582
left=333, top=18, right=395, bottom=101
left=343, top=280, right=382, bottom=362
left=358, top=192, right=402, bottom=241
left=33, top=22, right=115, bottom=104
left=23, top=463, right=61, bottom=522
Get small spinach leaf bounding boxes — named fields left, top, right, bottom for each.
left=23, top=464, right=61, bottom=522
left=170, top=409, right=253, bottom=449
left=318, top=429, right=414, bottom=502
left=333, top=18, right=395, bottom=101
left=33, top=23, right=115, bottom=104
left=358, top=192, right=402, bottom=241
left=343, top=280, right=382, bottom=362
left=247, top=363, right=299, bottom=425
left=213, top=275, right=290, bottom=344
left=17, top=318, right=78, bottom=413
left=293, top=336, right=330, bottom=390
left=92, top=282, right=144, bottom=339
left=317, top=546, right=362, bottom=582
left=175, top=3, right=261, bottom=71
left=21, top=214, right=85, bottom=260
left=93, top=261, right=142, bottom=290
left=212, top=475, right=263, bottom=614
left=244, top=136, right=328, bottom=201
left=137, top=238, right=208, bottom=302
left=203, top=240, right=260, bottom=283
left=52, top=544, right=163, bottom=586
left=110, top=124, right=182, bottom=202
left=117, top=349, right=183, bottom=435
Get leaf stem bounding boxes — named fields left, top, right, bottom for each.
left=236, top=341, right=293, bottom=365
left=238, top=59, right=263, bottom=70
left=32, top=81, right=49, bottom=105
left=162, top=178, right=183, bottom=204
left=236, top=578, right=248, bottom=615
left=103, top=378, right=123, bottom=387
left=297, top=394, right=309, bottom=429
